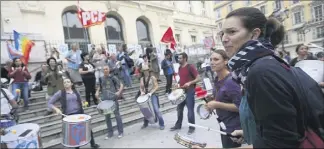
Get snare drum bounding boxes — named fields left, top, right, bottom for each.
left=168, top=89, right=186, bottom=105
left=0, top=123, right=43, bottom=149
left=196, top=104, right=211, bottom=120
left=97, top=100, right=116, bottom=115
left=174, top=133, right=207, bottom=148
left=62, top=114, right=92, bottom=147
left=137, top=94, right=156, bottom=124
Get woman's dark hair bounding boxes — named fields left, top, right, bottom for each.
left=81, top=52, right=89, bottom=61
left=46, top=57, right=58, bottom=78
left=46, top=57, right=57, bottom=66
left=213, top=50, right=229, bottom=61
left=226, top=7, right=285, bottom=47
left=295, top=44, right=308, bottom=53
left=11, top=58, right=25, bottom=68
left=122, top=44, right=127, bottom=52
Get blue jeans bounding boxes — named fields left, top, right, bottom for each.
left=105, top=101, right=123, bottom=136
left=121, top=65, right=132, bottom=87
left=143, top=95, right=165, bottom=127
left=175, top=87, right=195, bottom=129
left=12, top=82, right=29, bottom=107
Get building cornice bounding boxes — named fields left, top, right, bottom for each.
left=213, top=1, right=232, bottom=11
left=174, top=19, right=217, bottom=29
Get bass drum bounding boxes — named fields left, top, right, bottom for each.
left=295, top=60, right=324, bottom=83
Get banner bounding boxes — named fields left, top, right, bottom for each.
left=77, top=1, right=106, bottom=28
left=160, top=27, right=176, bottom=50
left=203, top=36, right=215, bottom=49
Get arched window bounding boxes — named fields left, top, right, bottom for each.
left=105, top=15, right=124, bottom=49
left=62, top=10, right=90, bottom=53
left=136, top=19, right=151, bottom=48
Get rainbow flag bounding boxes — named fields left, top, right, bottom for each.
left=13, top=30, right=34, bottom=65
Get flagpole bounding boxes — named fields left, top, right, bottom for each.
left=77, top=0, right=90, bottom=52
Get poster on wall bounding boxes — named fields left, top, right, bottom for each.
left=108, top=44, right=117, bottom=54
left=58, top=44, right=69, bottom=57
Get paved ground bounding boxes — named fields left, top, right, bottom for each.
left=81, top=104, right=224, bottom=148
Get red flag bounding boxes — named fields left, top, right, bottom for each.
left=161, top=27, right=176, bottom=50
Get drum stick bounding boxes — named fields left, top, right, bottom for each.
left=187, top=123, right=240, bottom=138
left=60, top=113, right=68, bottom=117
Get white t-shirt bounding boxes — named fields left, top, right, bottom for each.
left=1, top=88, right=14, bottom=121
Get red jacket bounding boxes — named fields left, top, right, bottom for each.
left=8, top=67, right=31, bottom=83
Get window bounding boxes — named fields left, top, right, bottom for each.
left=172, top=1, right=176, bottom=7
left=228, top=4, right=233, bottom=12
left=201, top=1, right=206, bottom=16
left=188, top=1, right=192, bottom=13
left=215, top=8, right=221, bottom=19
left=136, top=19, right=151, bottom=47
left=175, top=34, right=180, bottom=42
left=246, top=0, right=251, bottom=6
left=274, top=0, right=282, bottom=11
left=297, top=32, right=305, bottom=42
left=293, top=11, right=303, bottom=25
left=62, top=10, right=90, bottom=53
left=105, top=15, right=124, bottom=49
left=260, top=5, right=266, bottom=14
left=292, top=0, right=299, bottom=4
left=313, top=5, right=323, bottom=22
left=283, top=33, right=290, bottom=44
left=218, top=22, right=222, bottom=29
left=315, top=26, right=324, bottom=38
left=191, top=35, right=196, bottom=43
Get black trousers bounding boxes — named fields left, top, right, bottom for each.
left=165, top=74, right=173, bottom=94
left=64, top=111, right=96, bottom=149
left=82, top=77, right=98, bottom=105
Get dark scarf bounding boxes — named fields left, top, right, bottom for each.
left=228, top=39, right=274, bottom=85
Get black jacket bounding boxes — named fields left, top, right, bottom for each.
left=246, top=56, right=302, bottom=148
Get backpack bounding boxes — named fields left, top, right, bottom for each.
left=258, top=55, right=324, bottom=147
left=124, top=54, right=134, bottom=68
left=178, top=64, right=196, bottom=86
left=1, top=88, right=18, bottom=123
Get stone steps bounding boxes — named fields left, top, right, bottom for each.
left=44, top=99, right=203, bottom=149
left=40, top=96, right=172, bottom=143
left=19, top=89, right=166, bottom=123
left=18, top=83, right=167, bottom=115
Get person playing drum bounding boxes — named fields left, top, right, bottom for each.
left=204, top=50, right=242, bottom=148
left=139, top=64, right=165, bottom=130
left=0, top=81, right=18, bottom=134
left=170, top=52, right=200, bottom=135
left=48, top=78, right=100, bottom=149
left=95, top=66, right=124, bottom=140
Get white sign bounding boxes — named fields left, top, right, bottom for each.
left=108, top=44, right=117, bottom=54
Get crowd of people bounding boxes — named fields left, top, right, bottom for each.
left=1, top=6, right=324, bottom=149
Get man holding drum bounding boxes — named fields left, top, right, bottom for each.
left=48, top=78, right=100, bottom=149
left=139, top=64, right=165, bottom=130
left=95, top=66, right=124, bottom=140
left=170, top=52, right=200, bottom=135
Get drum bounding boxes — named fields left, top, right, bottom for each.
left=62, top=114, right=92, bottom=147
left=0, top=123, right=43, bottom=149
left=196, top=104, right=211, bottom=120
left=174, top=133, right=207, bottom=148
left=168, top=89, right=186, bottom=105
left=97, top=100, right=116, bottom=115
left=137, top=94, right=156, bottom=124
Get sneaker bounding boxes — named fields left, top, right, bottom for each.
left=141, top=125, right=148, bottom=129
left=104, top=134, right=113, bottom=140
left=118, top=133, right=123, bottom=139
left=159, top=126, right=165, bottom=130
left=91, top=144, right=100, bottom=149
left=170, top=126, right=181, bottom=131
left=187, top=128, right=195, bottom=135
